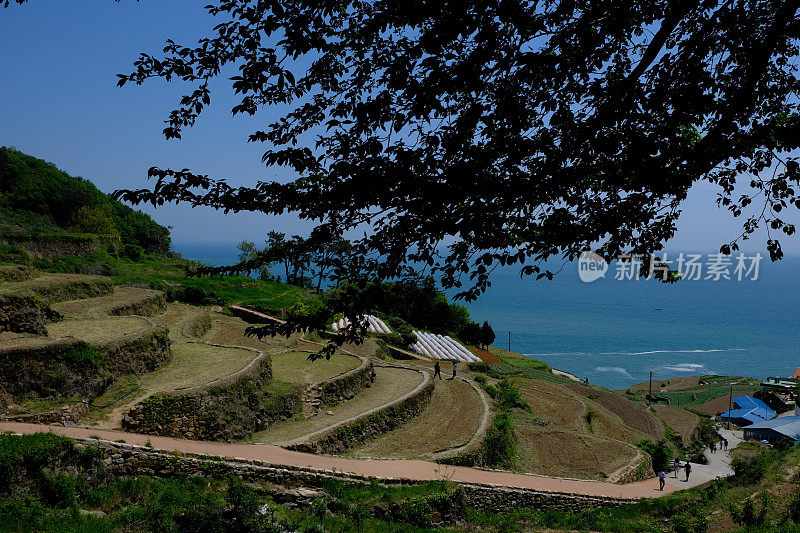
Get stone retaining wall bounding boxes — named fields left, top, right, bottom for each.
left=111, top=293, right=167, bottom=317
left=3, top=234, right=101, bottom=260
left=289, top=367, right=434, bottom=454
left=123, top=355, right=300, bottom=442
left=316, top=358, right=375, bottom=406
left=5, top=402, right=87, bottom=425
left=70, top=437, right=636, bottom=513
left=0, top=293, right=60, bottom=334
left=0, top=324, right=170, bottom=403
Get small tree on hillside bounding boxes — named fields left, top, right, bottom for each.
left=69, top=203, right=119, bottom=236
left=235, top=240, right=258, bottom=276
left=480, top=321, right=495, bottom=350
left=459, top=321, right=482, bottom=347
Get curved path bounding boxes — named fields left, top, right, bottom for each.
left=1, top=421, right=674, bottom=500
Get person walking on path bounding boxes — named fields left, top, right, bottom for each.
left=658, top=470, right=666, bottom=491
left=452, top=360, right=457, bottom=380
left=433, top=361, right=442, bottom=380
left=684, top=462, right=692, bottom=482
left=673, top=458, right=681, bottom=478
left=724, top=439, right=728, bottom=451
left=710, top=442, right=716, bottom=453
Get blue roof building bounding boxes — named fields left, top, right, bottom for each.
left=719, top=396, right=775, bottom=427
left=744, top=416, right=800, bottom=443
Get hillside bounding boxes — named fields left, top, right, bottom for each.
left=0, top=146, right=170, bottom=255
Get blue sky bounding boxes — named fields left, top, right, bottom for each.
left=1, top=1, right=797, bottom=255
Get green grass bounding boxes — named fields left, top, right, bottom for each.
left=498, top=355, right=551, bottom=371
left=654, top=386, right=759, bottom=409
left=489, top=357, right=574, bottom=385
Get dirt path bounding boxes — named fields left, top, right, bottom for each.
left=250, top=366, right=424, bottom=444
left=1, top=422, right=674, bottom=499
left=664, top=428, right=743, bottom=489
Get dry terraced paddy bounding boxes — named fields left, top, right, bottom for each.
left=566, top=383, right=664, bottom=440
left=203, top=313, right=361, bottom=386
left=46, top=316, right=155, bottom=344
left=0, top=273, right=112, bottom=301
left=346, top=378, right=484, bottom=459
left=51, top=287, right=164, bottom=318
left=249, top=366, right=424, bottom=444
left=653, top=404, right=701, bottom=443
left=89, top=303, right=262, bottom=428
left=512, top=413, right=642, bottom=481
left=510, top=376, right=665, bottom=480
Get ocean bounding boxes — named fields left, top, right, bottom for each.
left=173, top=241, right=800, bottom=389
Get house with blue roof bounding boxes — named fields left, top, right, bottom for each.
left=744, top=416, right=800, bottom=444
left=719, top=396, right=775, bottom=427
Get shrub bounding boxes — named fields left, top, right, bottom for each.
left=494, top=379, right=529, bottom=411
left=123, top=243, right=144, bottom=261
left=731, top=449, right=781, bottom=485
left=730, top=492, right=772, bottom=529
left=0, top=243, right=30, bottom=265
left=636, top=439, right=672, bottom=474
left=467, top=361, right=490, bottom=373
left=39, top=473, right=76, bottom=508
left=692, top=417, right=720, bottom=447
left=474, top=375, right=487, bottom=386
left=483, top=413, right=516, bottom=468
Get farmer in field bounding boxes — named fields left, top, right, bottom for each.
left=657, top=470, right=666, bottom=491
left=433, top=361, right=442, bottom=380
left=452, top=360, right=457, bottom=380
left=673, top=458, right=680, bottom=478
left=684, top=461, right=692, bottom=482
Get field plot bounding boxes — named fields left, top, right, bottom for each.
left=567, top=383, right=664, bottom=440
left=0, top=273, right=112, bottom=301
left=272, top=351, right=361, bottom=387
left=203, top=313, right=361, bottom=386
left=47, top=316, right=154, bottom=344
left=203, top=313, right=296, bottom=352
left=347, top=379, right=484, bottom=459
left=512, top=411, right=642, bottom=480
left=513, top=379, right=586, bottom=431
left=250, top=366, right=424, bottom=444
left=52, top=287, right=163, bottom=318
left=624, top=376, right=701, bottom=393
left=693, top=391, right=753, bottom=417
left=653, top=404, right=700, bottom=443
left=89, top=303, right=261, bottom=428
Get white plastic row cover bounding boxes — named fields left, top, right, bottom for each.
left=331, top=315, right=392, bottom=334
left=411, top=331, right=481, bottom=363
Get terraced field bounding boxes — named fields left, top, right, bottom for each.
left=249, top=366, right=425, bottom=444
left=203, top=313, right=362, bottom=386
left=512, top=415, right=643, bottom=481
left=0, top=273, right=112, bottom=301
left=347, top=378, right=486, bottom=459
left=90, top=303, right=262, bottom=428
left=507, top=374, right=664, bottom=480
left=653, top=404, right=700, bottom=443
left=52, top=287, right=164, bottom=318
left=47, top=316, right=155, bottom=344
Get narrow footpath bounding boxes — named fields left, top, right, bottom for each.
left=664, top=428, right=743, bottom=489
left=2, top=422, right=673, bottom=499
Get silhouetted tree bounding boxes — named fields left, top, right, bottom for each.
left=480, top=321, right=496, bottom=350
left=12, top=0, right=800, bottom=355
